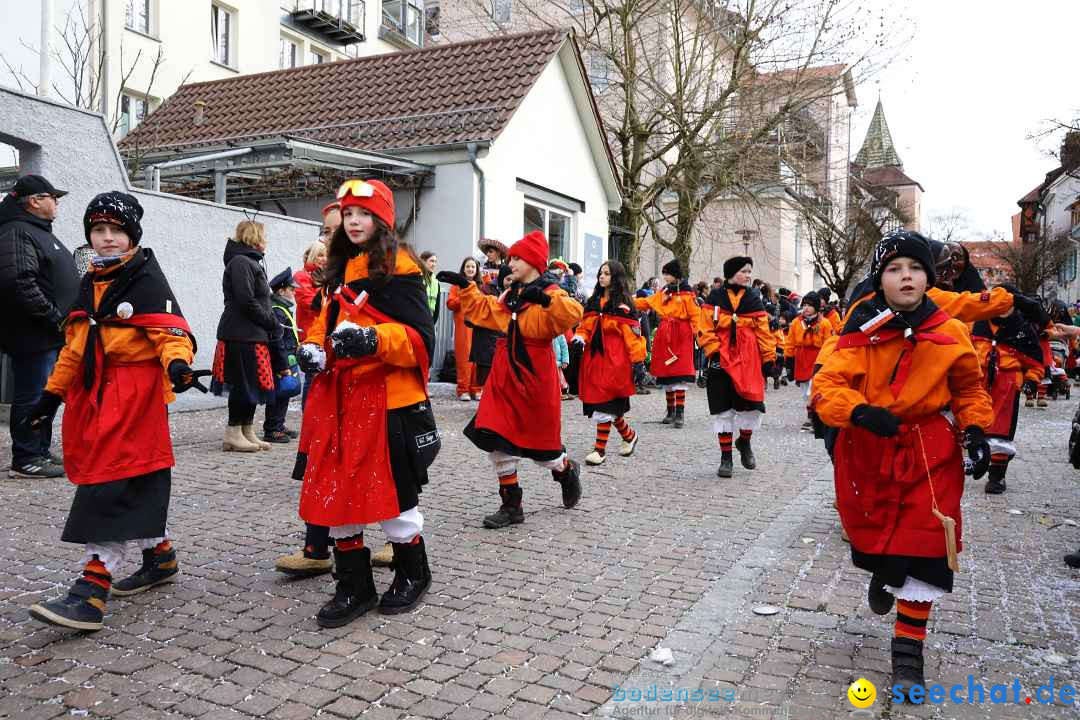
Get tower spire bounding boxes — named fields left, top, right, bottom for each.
left=855, top=99, right=902, bottom=169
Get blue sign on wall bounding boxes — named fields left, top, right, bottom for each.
left=582, top=232, right=605, bottom=296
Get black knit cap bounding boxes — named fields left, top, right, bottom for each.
left=817, top=287, right=831, bottom=303
left=84, top=191, right=144, bottom=244
left=870, top=230, right=936, bottom=290
left=661, top=259, right=683, bottom=280
left=723, top=256, right=752, bottom=280
left=801, top=291, right=821, bottom=312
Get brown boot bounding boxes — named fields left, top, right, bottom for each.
left=241, top=425, right=272, bottom=450
left=371, top=543, right=394, bottom=567
left=223, top=425, right=260, bottom=452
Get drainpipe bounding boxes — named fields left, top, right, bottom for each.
left=98, top=0, right=109, bottom=116
left=39, top=0, right=52, bottom=98
left=467, top=142, right=485, bottom=241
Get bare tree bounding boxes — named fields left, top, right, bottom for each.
left=989, top=230, right=1074, bottom=296
left=924, top=207, right=973, bottom=242
left=788, top=171, right=909, bottom=298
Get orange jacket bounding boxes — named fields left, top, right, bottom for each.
left=774, top=328, right=786, bottom=352
left=456, top=281, right=583, bottom=340
left=304, top=249, right=428, bottom=410
left=784, top=314, right=834, bottom=356
left=695, top=288, right=775, bottom=363
left=47, top=269, right=194, bottom=404
left=573, top=298, right=647, bottom=363
left=814, top=316, right=993, bottom=431
left=634, top=290, right=698, bottom=321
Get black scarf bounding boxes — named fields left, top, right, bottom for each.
left=325, top=271, right=436, bottom=361
left=500, top=277, right=556, bottom=380
left=840, top=292, right=939, bottom=337
left=70, top=248, right=190, bottom=394
left=705, top=282, right=766, bottom=345
left=583, top=293, right=636, bottom=357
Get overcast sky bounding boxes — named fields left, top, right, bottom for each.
left=851, top=0, right=1079, bottom=239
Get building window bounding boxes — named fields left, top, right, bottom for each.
left=1059, top=248, right=1078, bottom=285
left=119, top=93, right=148, bottom=137
left=524, top=201, right=572, bottom=261
left=310, top=48, right=328, bottom=64
left=210, top=4, right=233, bottom=66
left=383, top=0, right=424, bottom=45
left=126, top=0, right=151, bottom=34
left=493, top=0, right=512, bottom=24
left=280, top=36, right=299, bottom=68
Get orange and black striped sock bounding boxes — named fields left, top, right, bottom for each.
left=613, top=416, right=635, bottom=442
left=1037, top=384, right=1047, bottom=398
left=336, top=534, right=365, bottom=552
left=665, top=391, right=675, bottom=412
left=82, top=557, right=111, bottom=593
left=498, top=472, right=519, bottom=489
left=674, top=389, right=686, bottom=409
left=990, top=453, right=1009, bottom=470
left=895, top=599, right=931, bottom=641
left=717, top=432, right=733, bottom=452
left=153, top=539, right=173, bottom=555
left=594, top=422, right=612, bottom=454
left=739, top=429, right=752, bottom=442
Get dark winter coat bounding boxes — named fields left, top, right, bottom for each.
left=0, top=197, right=80, bottom=353
left=271, top=295, right=300, bottom=358
left=215, top=240, right=281, bottom=344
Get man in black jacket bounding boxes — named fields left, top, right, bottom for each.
left=0, top=175, right=79, bottom=478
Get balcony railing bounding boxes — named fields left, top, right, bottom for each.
left=289, top=1, right=366, bottom=44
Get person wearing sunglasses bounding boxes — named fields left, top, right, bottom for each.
left=0, top=174, right=80, bottom=479
left=292, top=178, right=438, bottom=626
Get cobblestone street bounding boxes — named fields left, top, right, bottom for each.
left=1, top=383, right=1078, bottom=719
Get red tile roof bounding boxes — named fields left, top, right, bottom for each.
left=857, top=165, right=923, bottom=191
left=120, top=29, right=569, bottom=153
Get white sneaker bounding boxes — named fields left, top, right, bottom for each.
left=458, top=393, right=470, bottom=401
left=620, top=434, right=639, bottom=457
left=585, top=450, right=606, bottom=466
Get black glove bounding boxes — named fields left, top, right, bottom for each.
left=436, top=270, right=469, bottom=288
left=784, top=356, right=795, bottom=376
left=520, top=285, right=552, bottom=307
left=1022, top=379, right=1038, bottom=397
left=850, top=404, right=901, bottom=437
left=167, top=360, right=211, bottom=394
left=25, top=391, right=62, bottom=429
left=331, top=323, right=379, bottom=358
left=1011, top=293, right=1050, bottom=327
left=762, top=361, right=774, bottom=379
left=964, top=425, right=991, bottom=479
left=297, top=344, right=326, bottom=374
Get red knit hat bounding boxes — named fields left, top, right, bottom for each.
left=508, top=231, right=549, bottom=273
left=321, top=200, right=340, bottom=216
left=336, top=179, right=395, bottom=228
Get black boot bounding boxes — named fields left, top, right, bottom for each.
left=1066, top=549, right=1080, bottom=568
left=315, top=547, right=378, bottom=628
left=661, top=405, right=675, bottom=424
left=483, top=485, right=525, bottom=528
left=553, top=459, right=582, bottom=509
left=984, top=465, right=1006, bottom=494
left=673, top=406, right=685, bottom=428
left=29, top=578, right=108, bottom=631
left=112, top=547, right=180, bottom=596
left=735, top=437, right=756, bottom=469
left=867, top=575, right=894, bottom=615
left=891, top=637, right=925, bottom=698
left=773, top=377, right=780, bottom=390
left=379, top=537, right=432, bottom=615
left=717, top=452, right=733, bottom=478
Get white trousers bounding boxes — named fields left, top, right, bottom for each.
left=711, top=409, right=762, bottom=435
left=489, top=449, right=567, bottom=477
left=987, top=437, right=1016, bottom=458
left=329, top=507, right=424, bottom=544
left=664, top=384, right=688, bottom=392
left=86, top=529, right=169, bottom=574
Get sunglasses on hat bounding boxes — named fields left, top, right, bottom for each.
left=336, top=179, right=376, bottom=199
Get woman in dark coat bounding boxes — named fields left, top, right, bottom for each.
left=211, top=220, right=282, bottom=452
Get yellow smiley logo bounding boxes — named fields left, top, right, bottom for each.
left=847, top=678, right=876, bottom=708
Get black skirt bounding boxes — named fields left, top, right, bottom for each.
left=463, top=417, right=564, bottom=462
left=851, top=548, right=953, bottom=593
left=210, top=340, right=276, bottom=406
left=706, top=365, right=766, bottom=414
left=61, top=469, right=171, bottom=544
left=583, top=397, right=631, bottom=418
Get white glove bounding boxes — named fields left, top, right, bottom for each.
left=297, top=343, right=326, bottom=373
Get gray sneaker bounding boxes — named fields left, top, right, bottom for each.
left=9, top=458, right=65, bottom=478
